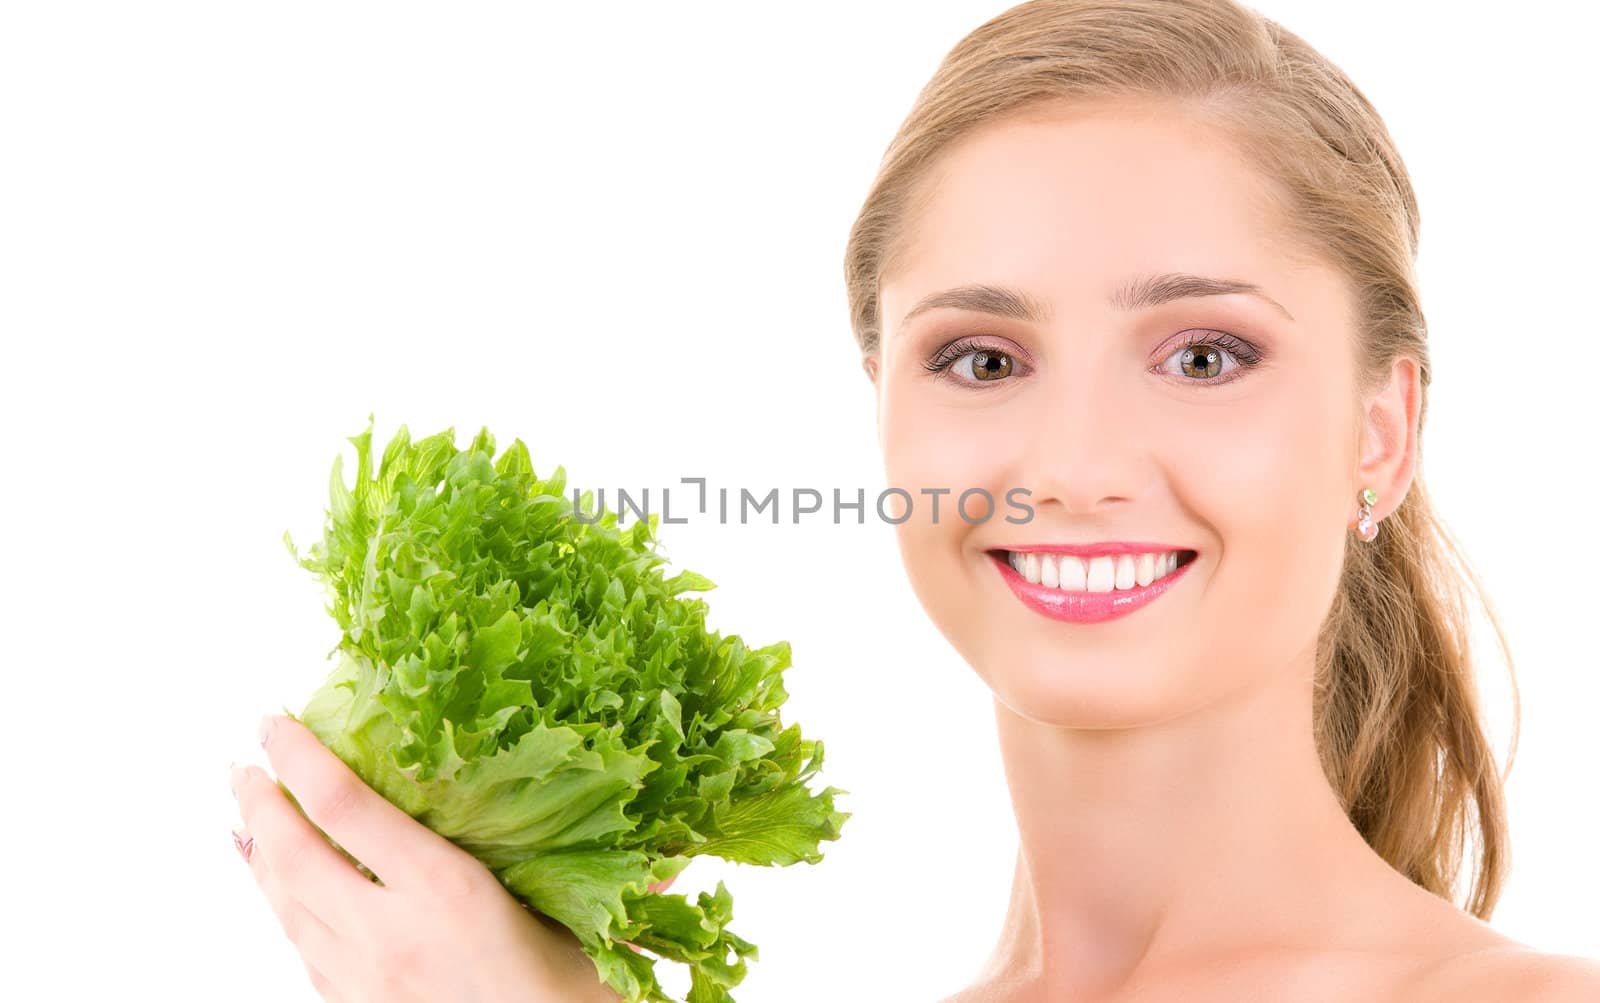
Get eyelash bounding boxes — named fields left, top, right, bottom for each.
left=923, top=331, right=1265, bottom=387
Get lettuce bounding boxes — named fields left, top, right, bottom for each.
left=281, top=416, right=848, bottom=1003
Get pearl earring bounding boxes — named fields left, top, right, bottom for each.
left=1356, top=487, right=1380, bottom=542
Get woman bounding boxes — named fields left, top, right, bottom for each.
left=228, top=1, right=1600, bottom=998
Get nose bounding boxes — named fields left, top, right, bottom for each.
left=1011, top=359, right=1154, bottom=520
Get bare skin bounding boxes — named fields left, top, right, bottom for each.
left=864, top=97, right=1599, bottom=1002
left=230, top=714, right=662, bottom=1002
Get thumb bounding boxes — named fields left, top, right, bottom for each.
left=646, top=873, right=678, bottom=895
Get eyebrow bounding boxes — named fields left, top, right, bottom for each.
left=898, top=271, right=1296, bottom=330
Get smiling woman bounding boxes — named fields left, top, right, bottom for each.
left=843, top=0, right=1599, bottom=999
left=6, top=0, right=1594, bottom=1001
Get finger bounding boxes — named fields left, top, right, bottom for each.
left=233, top=762, right=376, bottom=933
left=259, top=714, right=467, bottom=888
left=647, top=874, right=678, bottom=894
left=621, top=874, right=682, bottom=953
left=236, top=822, right=345, bottom=984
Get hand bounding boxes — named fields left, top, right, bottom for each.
left=228, top=714, right=643, bottom=1003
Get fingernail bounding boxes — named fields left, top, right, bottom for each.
left=258, top=715, right=276, bottom=748
left=232, top=828, right=254, bottom=863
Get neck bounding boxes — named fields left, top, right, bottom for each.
left=978, top=648, right=1404, bottom=997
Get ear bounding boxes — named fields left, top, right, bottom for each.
left=863, top=350, right=884, bottom=446
left=1354, top=353, right=1422, bottom=527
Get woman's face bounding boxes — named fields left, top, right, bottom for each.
left=871, top=102, right=1368, bottom=728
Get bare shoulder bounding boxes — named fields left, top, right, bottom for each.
left=1409, top=944, right=1600, bottom=1002
left=1474, top=949, right=1600, bottom=1002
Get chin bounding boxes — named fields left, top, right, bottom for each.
left=973, top=648, right=1210, bottom=730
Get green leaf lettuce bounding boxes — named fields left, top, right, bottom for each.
left=282, top=416, right=849, bottom=1003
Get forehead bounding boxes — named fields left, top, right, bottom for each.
left=882, top=103, right=1309, bottom=331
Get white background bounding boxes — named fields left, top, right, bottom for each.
left=4, top=1, right=1596, bottom=999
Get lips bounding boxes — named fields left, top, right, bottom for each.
left=989, top=548, right=1197, bottom=624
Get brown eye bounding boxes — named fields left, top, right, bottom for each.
left=966, top=350, right=1013, bottom=381
left=1179, top=344, right=1223, bottom=379
left=924, top=339, right=1025, bottom=384
left=1157, top=331, right=1263, bottom=385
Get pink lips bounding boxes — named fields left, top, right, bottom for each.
left=989, top=549, right=1196, bottom=624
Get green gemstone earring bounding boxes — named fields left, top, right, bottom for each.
left=1356, top=487, right=1380, bottom=542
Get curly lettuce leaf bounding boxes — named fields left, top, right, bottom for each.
left=282, top=415, right=849, bottom=1002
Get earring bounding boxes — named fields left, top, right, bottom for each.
left=1356, top=487, right=1380, bottom=542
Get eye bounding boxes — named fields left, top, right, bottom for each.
left=1156, top=331, right=1263, bottom=385
left=924, top=338, right=1021, bottom=385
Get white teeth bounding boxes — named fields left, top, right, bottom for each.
left=1114, top=555, right=1136, bottom=590
left=1058, top=555, right=1087, bottom=590
left=1007, top=549, right=1189, bottom=592
left=1086, top=555, right=1116, bottom=592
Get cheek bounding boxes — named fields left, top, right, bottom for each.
left=1177, top=378, right=1352, bottom=668
left=878, top=376, right=1018, bottom=527
left=878, top=380, right=1015, bottom=644
left=881, top=388, right=988, bottom=485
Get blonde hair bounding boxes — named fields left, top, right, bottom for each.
left=843, top=0, right=1520, bottom=919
